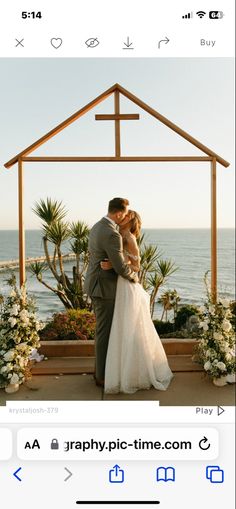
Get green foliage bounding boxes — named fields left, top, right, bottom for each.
left=230, top=301, right=236, bottom=315
left=174, top=304, right=199, bottom=330
left=45, top=221, right=71, bottom=245
left=32, top=198, right=90, bottom=310
left=153, top=319, right=174, bottom=335
left=139, top=234, right=178, bottom=317
left=29, top=261, right=48, bottom=280
left=229, top=301, right=236, bottom=329
left=158, top=289, right=181, bottom=322
left=32, top=197, right=67, bottom=226
left=40, top=309, right=96, bottom=341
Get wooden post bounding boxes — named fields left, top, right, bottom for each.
left=18, top=159, right=26, bottom=287
left=211, top=158, right=217, bottom=302
left=114, top=89, right=121, bottom=157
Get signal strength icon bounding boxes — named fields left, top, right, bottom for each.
left=182, top=12, right=193, bottom=19
left=196, top=11, right=206, bottom=18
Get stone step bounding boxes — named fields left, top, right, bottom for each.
left=32, top=355, right=203, bottom=376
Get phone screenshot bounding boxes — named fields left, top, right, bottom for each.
left=0, top=1, right=235, bottom=507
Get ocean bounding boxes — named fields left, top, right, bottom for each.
left=0, top=229, right=234, bottom=320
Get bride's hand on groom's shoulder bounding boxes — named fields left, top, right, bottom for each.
left=100, top=259, right=113, bottom=270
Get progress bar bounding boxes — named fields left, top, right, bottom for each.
left=76, top=502, right=160, bottom=505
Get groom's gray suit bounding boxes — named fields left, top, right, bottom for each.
left=84, top=217, right=137, bottom=380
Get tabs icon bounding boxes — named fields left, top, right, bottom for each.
left=206, top=466, right=224, bottom=483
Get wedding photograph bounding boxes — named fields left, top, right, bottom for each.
left=0, top=57, right=235, bottom=405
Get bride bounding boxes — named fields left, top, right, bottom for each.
left=101, top=210, right=173, bottom=394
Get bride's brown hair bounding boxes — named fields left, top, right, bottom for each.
left=128, top=210, right=142, bottom=239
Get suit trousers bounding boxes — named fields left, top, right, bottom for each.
left=92, top=297, right=115, bottom=380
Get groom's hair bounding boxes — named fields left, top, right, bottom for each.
left=108, top=197, right=129, bottom=213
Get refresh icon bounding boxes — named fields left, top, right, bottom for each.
left=199, top=436, right=211, bottom=450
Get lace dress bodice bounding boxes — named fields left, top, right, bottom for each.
left=124, top=250, right=140, bottom=261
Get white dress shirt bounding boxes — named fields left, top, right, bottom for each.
left=104, top=216, right=119, bottom=230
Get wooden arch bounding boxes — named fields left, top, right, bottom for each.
left=4, top=83, right=230, bottom=301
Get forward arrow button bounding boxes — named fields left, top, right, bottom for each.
left=64, top=467, right=73, bottom=482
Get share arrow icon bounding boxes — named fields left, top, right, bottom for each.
left=158, top=36, right=170, bottom=49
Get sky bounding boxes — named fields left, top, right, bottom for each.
left=0, top=57, right=234, bottom=229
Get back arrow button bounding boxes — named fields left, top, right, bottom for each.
left=13, top=467, right=22, bottom=481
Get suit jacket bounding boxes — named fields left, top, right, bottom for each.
left=84, top=217, right=136, bottom=300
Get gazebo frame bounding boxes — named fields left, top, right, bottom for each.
left=4, top=83, right=230, bottom=301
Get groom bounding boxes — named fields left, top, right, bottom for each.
left=84, top=197, right=138, bottom=386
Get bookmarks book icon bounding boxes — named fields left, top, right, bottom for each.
left=156, top=467, right=175, bottom=482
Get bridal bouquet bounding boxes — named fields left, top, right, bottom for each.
left=196, top=282, right=235, bottom=385
left=0, top=276, right=44, bottom=391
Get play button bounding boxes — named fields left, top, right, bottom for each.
left=217, top=406, right=225, bottom=416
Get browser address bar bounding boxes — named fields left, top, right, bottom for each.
left=17, top=427, right=219, bottom=460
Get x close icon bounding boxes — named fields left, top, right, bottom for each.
left=15, top=38, right=24, bottom=47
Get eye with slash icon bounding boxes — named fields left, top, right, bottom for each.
left=85, top=37, right=100, bottom=48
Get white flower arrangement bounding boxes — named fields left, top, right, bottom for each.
left=0, top=275, right=44, bottom=389
left=196, top=274, right=235, bottom=381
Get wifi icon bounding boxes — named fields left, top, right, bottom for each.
left=196, top=11, right=206, bottom=18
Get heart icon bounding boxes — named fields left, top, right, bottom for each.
left=50, top=38, right=63, bottom=49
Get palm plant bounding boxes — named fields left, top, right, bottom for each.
left=138, top=235, right=178, bottom=318
left=0, top=292, right=4, bottom=314
left=139, top=242, right=162, bottom=289
left=158, top=289, right=181, bottom=322
left=30, top=198, right=90, bottom=310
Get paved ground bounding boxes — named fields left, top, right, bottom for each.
left=0, top=372, right=234, bottom=406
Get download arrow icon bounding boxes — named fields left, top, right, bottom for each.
left=123, top=37, right=134, bottom=49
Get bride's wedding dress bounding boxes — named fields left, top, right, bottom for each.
left=105, top=258, right=174, bottom=394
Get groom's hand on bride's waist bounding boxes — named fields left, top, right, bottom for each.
left=100, top=259, right=113, bottom=270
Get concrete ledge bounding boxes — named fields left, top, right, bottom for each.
left=163, top=339, right=197, bottom=355
left=39, top=338, right=197, bottom=357
left=39, top=340, right=95, bottom=357
left=32, top=355, right=203, bottom=375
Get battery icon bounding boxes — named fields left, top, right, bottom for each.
left=209, top=11, right=224, bottom=19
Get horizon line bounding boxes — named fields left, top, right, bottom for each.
left=0, top=227, right=234, bottom=231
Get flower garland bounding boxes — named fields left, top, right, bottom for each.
left=0, top=276, right=44, bottom=389
left=196, top=276, right=235, bottom=380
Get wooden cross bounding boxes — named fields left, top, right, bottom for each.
left=95, top=90, right=139, bottom=157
